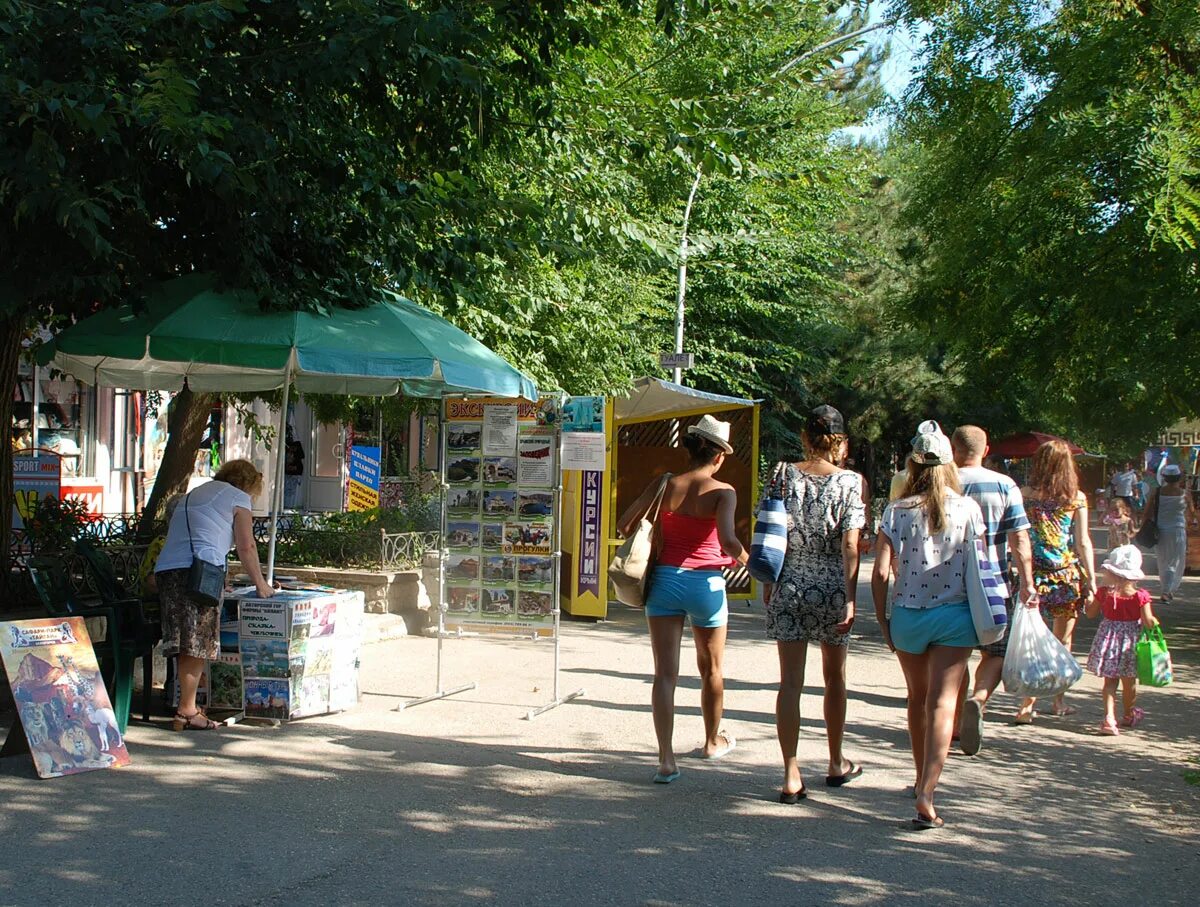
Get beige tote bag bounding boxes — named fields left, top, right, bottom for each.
left=609, top=474, right=671, bottom=607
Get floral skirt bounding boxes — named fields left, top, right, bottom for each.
left=1036, top=561, right=1082, bottom=619
left=158, top=568, right=221, bottom=660
left=1087, top=618, right=1139, bottom=679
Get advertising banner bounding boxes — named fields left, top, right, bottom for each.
left=0, top=617, right=132, bottom=778
left=12, top=450, right=62, bottom=532
left=347, top=445, right=382, bottom=512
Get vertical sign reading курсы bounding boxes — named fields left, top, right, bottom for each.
left=561, top=396, right=606, bottom=598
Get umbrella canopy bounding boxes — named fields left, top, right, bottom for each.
left=988, top=431, right=1083, bottom=459
left=38, top=274, right=537, bottom=400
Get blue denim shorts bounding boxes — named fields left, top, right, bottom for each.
left=645, top=567, right=728, bottom=628
left=891, top=601, right=977, bottom=654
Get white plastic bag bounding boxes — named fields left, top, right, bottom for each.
left=1001, top=604, right=1083, bottom=698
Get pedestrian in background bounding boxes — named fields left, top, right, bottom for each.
left=762, top=405, right=866, bottom=803
left=872, top=421, right=983, bottom=829
left=1147, top=464, right=1198, bottom=602
left=1016, top=440, right=1096, bottom=722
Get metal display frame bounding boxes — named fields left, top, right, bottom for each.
left=394, top=397, right=583, bottom=718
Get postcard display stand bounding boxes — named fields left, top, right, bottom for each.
left=399, top=396, right=584, bottom=719
left=174, top=588, right=365, bottom=722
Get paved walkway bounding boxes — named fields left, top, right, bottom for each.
left=2, top=545, right=1198, bottom=906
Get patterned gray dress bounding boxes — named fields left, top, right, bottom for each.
left=764, top=466, right=866, bottom=646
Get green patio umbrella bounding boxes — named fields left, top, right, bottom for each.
left=39, top=274, right=538, bottom=577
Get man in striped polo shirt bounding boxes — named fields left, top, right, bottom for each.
left=952, top=425, right=1039, bottom=755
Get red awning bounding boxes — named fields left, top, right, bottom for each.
left=988, top=431, right=1084, bottom=459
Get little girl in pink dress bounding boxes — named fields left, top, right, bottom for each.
left=1085, top=545, right=1158, bottom=736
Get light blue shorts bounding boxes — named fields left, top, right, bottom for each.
left=645, top=567, right=728, bottom=628
left=891, top=601, right=978, bottom=654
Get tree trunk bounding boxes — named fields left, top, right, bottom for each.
left=137, top=385, right=218, bottom=542
left=0, top=311, right=27, bottom=592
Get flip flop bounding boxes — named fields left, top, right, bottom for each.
left=1051, top=705, right=1078, bottom=717
left=779, top=787, right=808, bottom=804
left=959, top=699, right=984, bottom=756
left=911, top=813, right=944, bottom=830
left=702, top=733, right=736, bottom=760
left=653, top=769, right=681, bottom=784
left=825, top=762, right=864, bottom=787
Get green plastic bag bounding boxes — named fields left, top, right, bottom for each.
left=1135, top=625, right=1174, bottom=687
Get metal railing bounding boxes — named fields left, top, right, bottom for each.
left=380, top=530, right=441, bottom=571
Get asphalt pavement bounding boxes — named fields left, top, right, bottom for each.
left=2, top=539, right=1198, bottom=906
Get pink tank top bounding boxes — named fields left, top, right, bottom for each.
left=658, top=510, right=729, bottom=570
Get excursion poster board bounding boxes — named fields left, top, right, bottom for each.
left=0, top=618, right=131, bottom=779
left=443, top=397, right=559, bottom=635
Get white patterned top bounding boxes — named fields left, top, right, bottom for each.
left=880, top=492, right=985, bottom=609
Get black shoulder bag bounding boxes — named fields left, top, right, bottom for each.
left=184, top=493, right=227, bottom=607
left=1132, top=491, right=1160, bottom=549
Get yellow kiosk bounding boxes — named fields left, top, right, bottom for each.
left=561, top=378, right=761, bottom=618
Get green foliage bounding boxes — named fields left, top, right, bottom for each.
left=263, top=501, right=438, bottom=569
left=889, top=0, right=1200, bottom=449
left=25, top=495, right=92, bottom=552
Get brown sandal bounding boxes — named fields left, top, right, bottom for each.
left=173, top=711, right=219, bottom=731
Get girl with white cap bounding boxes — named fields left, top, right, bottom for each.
left=1084, top=545, right=1159, bottom=735
left=871, top=420, right=985, bottom=829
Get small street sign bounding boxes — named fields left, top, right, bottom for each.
left=659, top=352, right=694, bottom=370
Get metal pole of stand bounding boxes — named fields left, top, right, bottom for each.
left=396, top=409, right=476, bottom=711
left=526, top=435, right=584, bottom=720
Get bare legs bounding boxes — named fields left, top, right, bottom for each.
left=896, top=645, right=972, bottom=823
left=648, top=616, right=685, bottom=776
left=1018, top=613, right=1078, bottom=719
left=693, top=624, right=729, bottom=756
left=776, top=641, right=853, bottom=795
left=1101, top=677, right=1139, bottom=725
left=647, top=616, right=728, bottom=775
left=177, top=654, right=206, bottom=716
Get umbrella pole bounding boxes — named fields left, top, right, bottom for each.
left=265, top=363, right=293, bottom=583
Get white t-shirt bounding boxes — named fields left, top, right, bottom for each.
left=1112, top=470, right=1137, bottom=497
left=880, top=492, right=985, bottom=609
left=155, top=481, right=253, bottom=571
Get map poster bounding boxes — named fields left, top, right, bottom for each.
left=0, top=618, right=132, bottom=778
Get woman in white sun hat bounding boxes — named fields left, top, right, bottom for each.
left=1145, top=464, right=1197, bottom=602
left=871, top=420, right=985, bottom=829
left=618, top=413, right=749, bottom=784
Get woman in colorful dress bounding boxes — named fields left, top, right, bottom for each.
left=1015, top=439, right=1096, bottom=722
left=762, top=405, right=866, bottom=803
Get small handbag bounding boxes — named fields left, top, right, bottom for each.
left=965, top=520, right=1008, bottom=645
left=1135, top=625, right=1174, bottom=687
left=747, top=462, right=788, bottom=583
left=609, top=474, right=671, bottom=607
left=184, top=493, right=226, bottom=607
left=1132, top=491, right=1160, bottom=549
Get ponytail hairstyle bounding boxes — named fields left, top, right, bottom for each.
left=682, top=433, right=723, bottom=466
left=1028, top=440, right=1079, bottom=504
left=801, top=429, right=847, bottom=465
left=898, top=460, right=961, bottom=534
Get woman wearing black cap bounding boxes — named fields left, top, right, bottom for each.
left=762, top=405, right=866, bottom=803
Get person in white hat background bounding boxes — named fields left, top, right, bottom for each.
left=1144, top=464, right=1198, bottom=602
left=871, top=421, right=986, bottom=829
left=617, top=413, right=749, bottom=784
left=1083, top=545, right=1160, bottom=735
